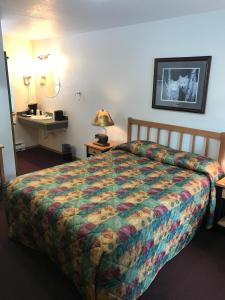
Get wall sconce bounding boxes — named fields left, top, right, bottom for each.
left=37, top=53, right=50, bottom=86
left=40, top=76, right=46, bottom=86
left=38, top=54, right=50, bottom=60
left=23, top=76, right=31, bottom=86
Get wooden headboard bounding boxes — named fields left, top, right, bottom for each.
left=127, top=117, right=225, bottom=169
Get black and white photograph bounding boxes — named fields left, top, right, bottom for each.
left=152, top=56, right=211, bottom=113
left=161, top=68, right=200, bottom=103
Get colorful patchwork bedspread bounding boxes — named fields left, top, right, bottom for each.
left=4, top=141, right=223, bottom=300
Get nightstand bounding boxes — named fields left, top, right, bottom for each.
left=85, top=141, right=118, bottom=157
left=215, top=177, right=225, bottom=228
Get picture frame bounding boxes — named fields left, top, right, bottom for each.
left=152, top=56, right=212, bottom=113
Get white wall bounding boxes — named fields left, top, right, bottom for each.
left=3, top=36, right=38, bottom=148
left=0, top=24, right=16, bottom=181
left=32, top=10, right=225, bottom=159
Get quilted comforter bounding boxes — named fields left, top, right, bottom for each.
left=4, top=141, right=223, bottom=299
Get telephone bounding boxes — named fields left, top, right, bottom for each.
left=94, top=134, right=109, bottom=146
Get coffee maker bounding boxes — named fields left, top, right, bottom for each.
left=28, top=103, right=38, bottom=115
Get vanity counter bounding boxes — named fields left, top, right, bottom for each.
left=17, top=115, right=68, bottom=130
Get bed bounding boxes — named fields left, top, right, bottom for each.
left=4, top=118, right=225, bottom=300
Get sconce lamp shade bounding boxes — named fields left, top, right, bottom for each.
left=23, top=76, right=31, bottom=86
left=37, top=54, right=50, bottom=60
left=93, top=109, right=114, bottom=127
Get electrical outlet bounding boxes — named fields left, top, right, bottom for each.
left=75, top=91, right=82, bottom=101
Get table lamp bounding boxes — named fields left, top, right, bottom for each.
left=92, top=109, right=114, bottom=146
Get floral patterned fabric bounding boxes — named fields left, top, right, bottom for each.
left=4, top=143, right=223, bottom=300
left=114, top=140, right=224, bottom=229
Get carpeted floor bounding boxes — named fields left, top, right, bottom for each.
left=16, top=146, right=65, bottom=175
left=1, top=147, right=225, bottom=300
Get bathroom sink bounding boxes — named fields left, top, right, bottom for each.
left=30, top=115, right=53, bottom=120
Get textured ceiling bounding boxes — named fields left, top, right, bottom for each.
left=1, top=0, right=225, bottom=40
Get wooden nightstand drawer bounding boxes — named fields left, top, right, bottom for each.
left=85, top=141, right=118, bottom=158
left=88, top=147, right=101, bottom=156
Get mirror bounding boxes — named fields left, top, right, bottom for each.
left=40, top=71, right=61, bottom=98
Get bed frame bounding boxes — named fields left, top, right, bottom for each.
left=127, top=117, right=225, bottom=169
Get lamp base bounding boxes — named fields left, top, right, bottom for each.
left=94, top=133, right=109, bottom=146
left=93, top=142, right=110, bottom=147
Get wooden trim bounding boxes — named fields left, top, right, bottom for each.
left=127, top=117, right=225, bottom=168
left=38, top=144, right=79, bottom=160
left=4, top=52, right=18, bottom=175
left=127, top=118, right=221, bottom=140
left=157, top=129, right=160, bottom=144
left=205, top=138, right=209, bottom=156
left=218, top=133, right=225, bottom=169
left=179, top=133, right=183, bottom=150
left=192, top=135, right=196, bottom=152
left=17, top=144, right=62, bottom=154
left=25, top=144, right=39, bottom=150
left=38, top=144, right=62, bottom=155
left=147, top=127, right=150, bottom=141
left=127, top=117, right=132, bottom=142
left=0, top=145, right=5, bottom=188
left=167, top=131, right=171, bottom=147
left=137, top=125, right=140, bottom=140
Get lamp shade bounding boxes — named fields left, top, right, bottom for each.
left=93, top=109, right=114, bottom=127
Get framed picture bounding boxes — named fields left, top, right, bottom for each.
left=152, top=56, right=211, bottom=113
